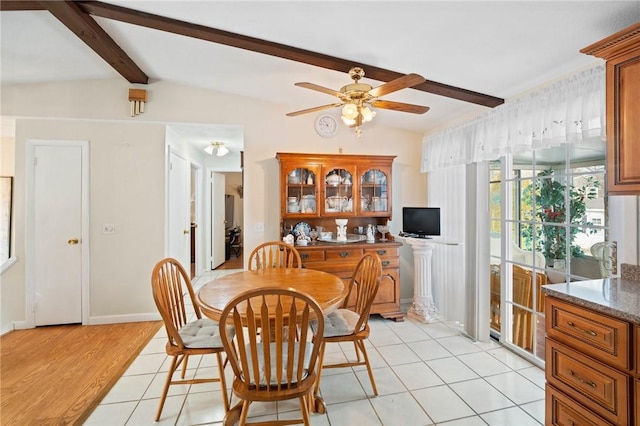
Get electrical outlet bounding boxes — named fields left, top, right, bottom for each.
left=255, top=223, right=264, bottom=233
left=102, top=224, right=115, bottom=234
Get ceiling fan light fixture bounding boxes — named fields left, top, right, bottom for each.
left=361, top=106, right=376, bottom=122
left=341, top=116, right=356, bottom=126
left=342, top=103, right=358, bottom=120
left=204, top=141, right=229, bottom=156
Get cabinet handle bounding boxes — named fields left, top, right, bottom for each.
left=567, top=369, right=597, bottom=388
left=377, top=250, right=387, bottom=255
left=382, top=261, right=390, bottom=267
left=339, top=252, right=350, bottom=258
left=300, top=254, right=309, bottom=260
left=566, top=321, right=597, bottom=337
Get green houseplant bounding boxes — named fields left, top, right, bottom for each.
left=521, top=169, right=599, bottom=265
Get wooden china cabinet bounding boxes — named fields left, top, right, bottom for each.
left=276, top=152, right=404, bottom=321
left=581, top=22, right=640, bottom=195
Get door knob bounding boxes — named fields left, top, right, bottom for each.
left=68, top=238, right=79, bottom=245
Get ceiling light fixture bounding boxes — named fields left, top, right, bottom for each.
left=340, top=101, right=376, bottom=137
left=204, top=142, right=229, bottom=156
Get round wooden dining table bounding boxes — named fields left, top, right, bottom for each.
left=196, top=268, right=347, bottom=420
left=196, top=268, right=347, bottom=322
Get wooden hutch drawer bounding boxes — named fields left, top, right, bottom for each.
left=546, top=339, right=631, bottom=425
left=325, top=248, right=364, bottom=261
left=364, top=247, right=399, bottom=259
left=546, top=297, right=632, bottom=370
left=298, top=250, right=325, bottom=263
left=546, top=385, right=615, bottom=426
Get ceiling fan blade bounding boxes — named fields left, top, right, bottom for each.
left=295, top=82, right=344, bottom=98
left=368, top=73, right=426, bottom=98
left=370, top=100, right=430, bottom=114
left=286, top=103, right=343, bottom=117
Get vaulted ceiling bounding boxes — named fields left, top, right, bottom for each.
left=2, top=1, right=639, bottom=144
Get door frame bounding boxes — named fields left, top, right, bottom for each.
left=190, top=161, right=203, bottom=275
left=25, top=139, right=90, bottom=328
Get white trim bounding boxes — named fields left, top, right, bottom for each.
left=25, top=139, right=90, bottom=328
left=190, top=160, right=203, bottom=276
left=88, top=313, right=161, bottom=325
left=0, top=255, right=17, bottom=274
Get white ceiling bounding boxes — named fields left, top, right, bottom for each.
left=2, top=1, right=639, bottom=151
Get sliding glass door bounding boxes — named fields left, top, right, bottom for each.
left=490, top=140, right=608, bottom=364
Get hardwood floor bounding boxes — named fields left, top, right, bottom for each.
left=1, top=321, right=161, bottom=425
left=216, top=249, right=243, bottom=270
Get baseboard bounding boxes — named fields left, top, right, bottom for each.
left=1, top=320, right=29, bottom=335
left=88, top=312, right=161, bottom=325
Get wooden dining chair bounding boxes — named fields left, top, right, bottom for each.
left=218, top=287, right=325, bottom=426
left=151, top=258, right=233, bottom=421
left=312, top=253, right=382, bottom=400
left=248, top=241, right=302, bottom=270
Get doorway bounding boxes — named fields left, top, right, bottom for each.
left=218, top=171, right=243, bottom=269
left=26, top=140, right=89, bottom=327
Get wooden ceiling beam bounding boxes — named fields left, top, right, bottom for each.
left=78, top=1, right=504, bottom=107
left=3, top=1, right=503, bottom=107
left=39, top=0, right=148, bottom=84
left=0, top=1, right=45, bottom=11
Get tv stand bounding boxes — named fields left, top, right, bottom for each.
left=396, top=235, right=460, bottom=323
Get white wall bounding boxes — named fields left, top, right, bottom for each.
left=1, top=78, right=426, bottom=331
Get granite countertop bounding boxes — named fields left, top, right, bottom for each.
left=542, top=277, right=640, bottom=324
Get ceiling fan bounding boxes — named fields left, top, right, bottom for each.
left=286, top=67, right=430, bottom=134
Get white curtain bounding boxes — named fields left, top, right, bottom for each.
left=421, top=65, right=605, bottom=172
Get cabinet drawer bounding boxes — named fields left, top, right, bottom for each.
left=546, top=339, right=631, bottom=425
left=298, top=250, right=325, bottom=262
left=546, top=385, right=615, bottom=426
left=364, top=247, right=398, bottom=259
left=633, top=379, right=640, bottom=424
left=325, top=248, right=363, bottom=261
left=636, top=326, right=639, bottom=376
left=546, top=297, right=632, bottom=370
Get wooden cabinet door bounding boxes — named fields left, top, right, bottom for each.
left=321, top=164, right=357, bottom=216
left=606, top=52, right=640, bottom=194
left=359, top=165, right=392, bottom=217
left=581, top=22, right=640, bottom=195
left=281, top=164, right=321, bottom=219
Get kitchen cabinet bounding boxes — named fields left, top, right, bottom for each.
left=581, top=22, right=640, bottom=195
left=276, top=152, right=402, bottom=320
left=544, top=295, right=637, bottom=425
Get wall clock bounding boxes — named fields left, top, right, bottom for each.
left=314, top=114, right=339, bottom=138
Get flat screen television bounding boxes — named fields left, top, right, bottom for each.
left=402, top=207, right=441, bottom=238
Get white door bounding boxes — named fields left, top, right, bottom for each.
left=211, top=172, right=226, bottom=269
left=33, top=145, right=83, bottom=326
left=168, top=151, right=190, bottom=269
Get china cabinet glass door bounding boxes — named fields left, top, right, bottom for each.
left=285, top=167, right=318, bottom=217
left=359, top=168, right=389, bottom=216
left=323, top=167, right=354, bottom=215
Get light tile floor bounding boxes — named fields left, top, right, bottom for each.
left=86, top=269, right=545, bottom=426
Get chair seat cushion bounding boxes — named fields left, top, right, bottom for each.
left=313, top=308, right=361, bottom=337
left=179, top=318, right=233, bottom=348
left=245, top=341, right=314, bottom=386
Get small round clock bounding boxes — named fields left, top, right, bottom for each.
left=314, top=114, right=339, bottom=138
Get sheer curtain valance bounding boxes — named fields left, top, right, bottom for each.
left=421, top=65, right=605, bottom=172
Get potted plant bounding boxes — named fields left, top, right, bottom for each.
left=521, top=169, right=599, bottom=267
